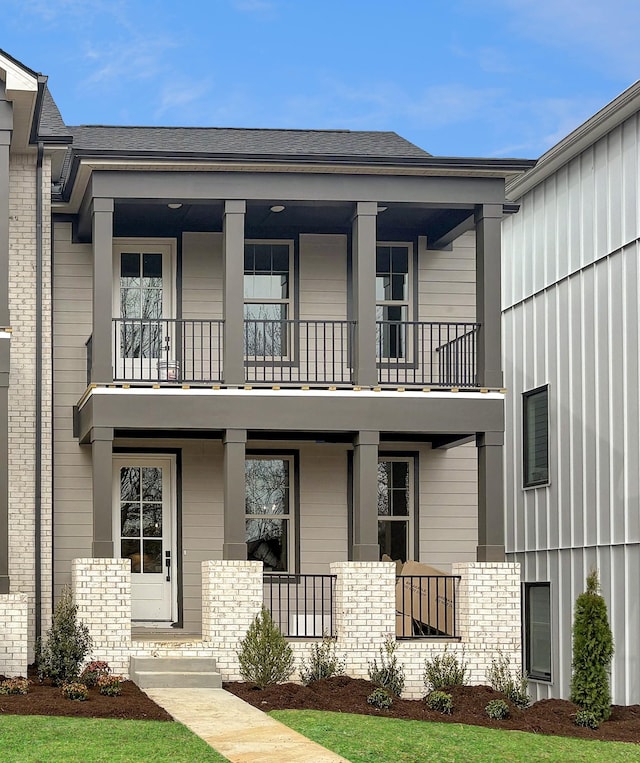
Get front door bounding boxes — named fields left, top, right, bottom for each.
left=113, top=455, right=176, bottom=624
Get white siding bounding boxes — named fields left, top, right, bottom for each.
left=419, top=232, right=476, bottom=322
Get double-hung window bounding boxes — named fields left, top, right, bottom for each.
left=244, top=242, right=293, bottom=359
left=523, top=385, right=549, bottom=487
left=376, top=243, right=411, bottom=361
left=524, top=583, right=552, bottom=681
left=377, top=457, right=414, bottom=562
left=245, top=456, right=294, bottom=572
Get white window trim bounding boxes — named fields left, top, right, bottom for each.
left=376, top=241, right=413, bottom=362
left=377, top=455, right=415, bottom=562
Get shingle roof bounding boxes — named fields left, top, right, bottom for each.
left=38, top=86, right=72, bottom=140
left=66, top=125, right=432, bottom=159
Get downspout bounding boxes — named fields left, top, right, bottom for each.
left=35, top=141, right=43, bottom=642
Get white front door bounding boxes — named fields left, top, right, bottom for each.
left=113, top=455, right=176, bottom=624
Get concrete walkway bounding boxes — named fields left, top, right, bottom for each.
left=145, top=687, right=351, bottom=763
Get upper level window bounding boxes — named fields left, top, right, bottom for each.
left=377, top=457, right=414, bottom=562
left=525, top=583, right=552, bottom=681
left=523, top=385, right=549, bottom=487
left=244, top=241, right=292, bottom=358
left=376, top=244, right=411, bottom=360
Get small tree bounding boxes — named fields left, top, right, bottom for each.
left=38, top=586, right=93, bottom=686
left=237, top=606, right=295, bottom=689
left=570, top=570, right=614, bottom=724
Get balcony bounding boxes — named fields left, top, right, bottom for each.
left=86, top=318, right=480, bottom=388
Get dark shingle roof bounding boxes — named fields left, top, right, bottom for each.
left=66, top=125, right=432, bottom=160
left=38, top=86, right=72, bottom=140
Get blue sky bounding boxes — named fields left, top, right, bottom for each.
left=2, top=0, right=640, bottom=159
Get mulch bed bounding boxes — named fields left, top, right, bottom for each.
left=0, top=674, right=172, bottom=721
left=224, top=676, right=640, bottom=744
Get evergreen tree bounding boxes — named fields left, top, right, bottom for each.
left=570, top=570, right=614, bottom=723
left=237, top=606, right=295, bottom=689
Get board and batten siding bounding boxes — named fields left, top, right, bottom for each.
left=502, top=106, right=640, bottom=704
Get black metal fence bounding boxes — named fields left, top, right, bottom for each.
left=377, top=321, right=479, bottom=387
left=395, top=575, right=460, bottom=638
left=263, top=574, right=337, bottom=638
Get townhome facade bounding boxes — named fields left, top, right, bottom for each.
left=0, top=50, right=533, bottom=689
left=503, top=81, right=640, bottom=705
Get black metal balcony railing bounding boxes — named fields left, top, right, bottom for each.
left=377, top=321, right=479, bottom=387
left=263, top=574, right=336, bottom=637
left=395, top=575, right=460, bottom=638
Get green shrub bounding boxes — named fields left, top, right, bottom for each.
left=97, top=674, right=123, bottom=696
left=425, top=690, right=453, bottom=714
left=485, top=698, right=510, bottom=720
left=424, top=645, right=468, bottom=691
left=570, top=570, right=614, bottom=724
left=38, top=586, right=93, bottom=686
left=367, top=688, right=393, bottom=710
left=62, top=682, right=88, bottom=701
left=486, top=652, right=530, bottom=708
left=0, top=677, right=29, bottom=696
left=368, top=635, right=405, bottom=697
left=237, top=606, right=295, bottom=689
left=575, top=709, right=600, bottom=729
left=80, top=661, right=111, bottom=688
left=299, top=634, right=345, bottom=685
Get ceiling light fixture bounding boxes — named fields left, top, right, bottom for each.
left=270, top=204, right=285, bottom=213
left=377, top=205, right=388, bottom=212
left=167, top=203, right=183, bottom=209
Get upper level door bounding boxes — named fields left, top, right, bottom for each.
left=113, top=240, right=176, bottom=380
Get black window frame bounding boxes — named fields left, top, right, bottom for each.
left=524, top=582, right=552, bottom=682
left=523, top=384, right=549, bottom=488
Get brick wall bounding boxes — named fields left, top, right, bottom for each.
left=0, top=594, right=28, bottom=676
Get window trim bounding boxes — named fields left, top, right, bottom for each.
left=524, top=582, right=552, bottom=683
left=376, top=452, right=418, bottom=563
left=375, top=241, right=414, bottom=366
left=245, top=450, right=299, bottom=574
left=523, top=384, right=550, bottom=488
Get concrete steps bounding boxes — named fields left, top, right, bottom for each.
left=130, top=656, right=222, bottom=689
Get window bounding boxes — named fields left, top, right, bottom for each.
left=245, top=456, right=294, bottom=572
left=244, top=242, right=293, bottom=358
left=376, top=243, right=411, bottom=360
left=525, top=583, right=552, bottom=681
left=377, top=457, right=413, bottom=562
left=523, top=385, right=549, bottom=487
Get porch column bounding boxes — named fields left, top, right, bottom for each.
left=91, top=198, right=114, bottom=383
left=475, top=203, right=503, bottom=388
left=352, top=430, right=380, bottom=561
left=91, top=427, right=114, bottom=557
left=476, top=431, right=505, bottom=561
left=223, top=200, right=246, bottom=386
left=223, top=428, right=247, bottom=560
left=0, top=82, right=11, bottom=594
left=352, top=202, right=378, bottom=387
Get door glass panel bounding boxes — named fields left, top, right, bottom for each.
left=120, top=467, right=140, bottom=502
left=120, top=504, right=140, bottom=537
left=142, top=467, right=162, bottom=501
left=143, top=540, right=163, bottom=573
left=121, top=539, right=141, bottom=572
left=143, top=504, right=163, bottom=537
left=119, top=252, right=164, bottom=361
left=119, top=465, right=166, bottom=576
left=121, top=252, right=140, bottom=281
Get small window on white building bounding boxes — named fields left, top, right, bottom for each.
left=525, top=582, right=552, bottom=681
left=523, top=385, right=549, bottom=487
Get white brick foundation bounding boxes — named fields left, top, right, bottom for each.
left=0, top=594, right=28, bottom=676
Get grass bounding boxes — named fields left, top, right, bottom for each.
left=0, top=716, right=229, bottom=763
left=272, top=710, right=640, bottom=763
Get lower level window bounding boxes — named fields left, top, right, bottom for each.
left=377, top=457, right=413, bottom=562
left=245, top=456, right=293, bottom=572
left=525, top=583, right=552, bottom=681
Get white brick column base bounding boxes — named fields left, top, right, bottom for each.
left=72, top=559, right=131, bottom=675
left=0, top=594, right=28, bottom=677
left=201, top=560, right=263, bottom=679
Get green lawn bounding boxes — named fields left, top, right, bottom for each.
left=0, top=716, right=229, bottom=763
left=272, top=710, right=640, bottom=763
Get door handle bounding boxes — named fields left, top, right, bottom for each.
left=165, top=550, right=171, bottom=582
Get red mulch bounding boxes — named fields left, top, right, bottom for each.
left=0, top=674, right=172, bottom=721
left=224, top=676, right=640, bottom=744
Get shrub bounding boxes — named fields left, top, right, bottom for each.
left=62, top=682, right=88, bottom=701
left=0, top=677, right=29, bottom=696
left=485, top=698, right=510, bottom=720
left=486, top=652, right=530, bottom=709
left=425, top=690, right=453, bottom=715
left=424, top=645, right=467, bottom=692
left=575, top=709, right=600, bottom=729
left=299, top=634, right=345, bottom=685
left=367, top=688, right=393, bottom=710
left=97, top=674, right=123, bottom=696
left=368, top=635, right=405, bottom=697
left=38, top=586, right=93, bottom=686
left=570, top=570, right=614, bottom=724
left=80, top=661, right=111, bottom=688
left=237, top=606, right=295, bottom=689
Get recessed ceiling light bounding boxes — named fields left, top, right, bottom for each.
left=377, top=205, right=388, bottom=212
left=270, top=205, right=286, bottom=213
left=167, top=203, right=182, bottom=209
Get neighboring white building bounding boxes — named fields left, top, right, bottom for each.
left=503, top=81, right=640, bottom=705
